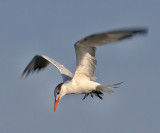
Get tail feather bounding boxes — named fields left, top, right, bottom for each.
left=96, top=82, right=123, bottom=94
left=96, top=85, right=114, bottom=94
left=82, top=82, right=123, bottom=100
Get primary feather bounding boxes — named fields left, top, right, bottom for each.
left=73, top=28, right=148, bottom=81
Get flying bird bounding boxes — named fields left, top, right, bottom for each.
left=22, top=28, right=148, bottom=112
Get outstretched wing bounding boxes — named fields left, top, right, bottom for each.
left=21, top=55, right=73, bottom=82
left=74, top=28, right=148, bottom=80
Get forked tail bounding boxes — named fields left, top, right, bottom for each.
left=82, top=82, right=123, bottom=100
left=97, top=82, right=123, bottom=94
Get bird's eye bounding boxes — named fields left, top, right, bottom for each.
left=57, top=91, right=59, bottom=95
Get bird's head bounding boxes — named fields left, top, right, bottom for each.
left=54, top=83, right=65, bottom=112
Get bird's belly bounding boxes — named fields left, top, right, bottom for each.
left=72, top=87, right=92, bottom=94
left=67, top=80, right=98, bottom=94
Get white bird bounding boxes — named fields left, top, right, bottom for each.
left=22, top=28, right=148, bottom=112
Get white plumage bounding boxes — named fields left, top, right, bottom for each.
left=22, top=28, right=148, bottom=111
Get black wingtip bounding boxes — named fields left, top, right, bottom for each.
left=108, top=27, right=149, bottom=37
left=20, top=74, right=24, bottom=79
left=132, top=28, right=148, bottom=34
left=20, top=72, right=27, bottom=79
left=21, top=71, right=25, bottom=79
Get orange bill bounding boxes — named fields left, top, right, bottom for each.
left=54, top=97, right=60, bottom=112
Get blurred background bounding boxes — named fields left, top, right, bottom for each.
left=0, top=0, right=159, bottom=133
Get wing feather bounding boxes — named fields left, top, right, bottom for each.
left=74, top=28, right=148, bottom=80
left=22, top=55, right=73, bottom=82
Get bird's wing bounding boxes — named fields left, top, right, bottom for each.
left=74, top=28, right=148, bottom=80
left=22, top=55, right=73, bottom=82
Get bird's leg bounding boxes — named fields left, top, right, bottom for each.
left=82, top=90, right=106, bottom=100
left=97, top=94, right=103, bottom=100
left=82, top=93, right=89, bottom=100
left=90, top=93, right=94, bottom=98
left=91, top=90, right=104, bottom=100
left=94, top=91, right=104, bottom=100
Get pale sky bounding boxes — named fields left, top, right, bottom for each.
left=0, top=0, right=160, bottom=133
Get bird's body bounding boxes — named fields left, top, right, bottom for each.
left=22, top=28, right=148, bottom=111
left=61, top=79, right=100, bottom=95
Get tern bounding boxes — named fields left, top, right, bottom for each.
left=22, top=28, right=147, bottom=112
